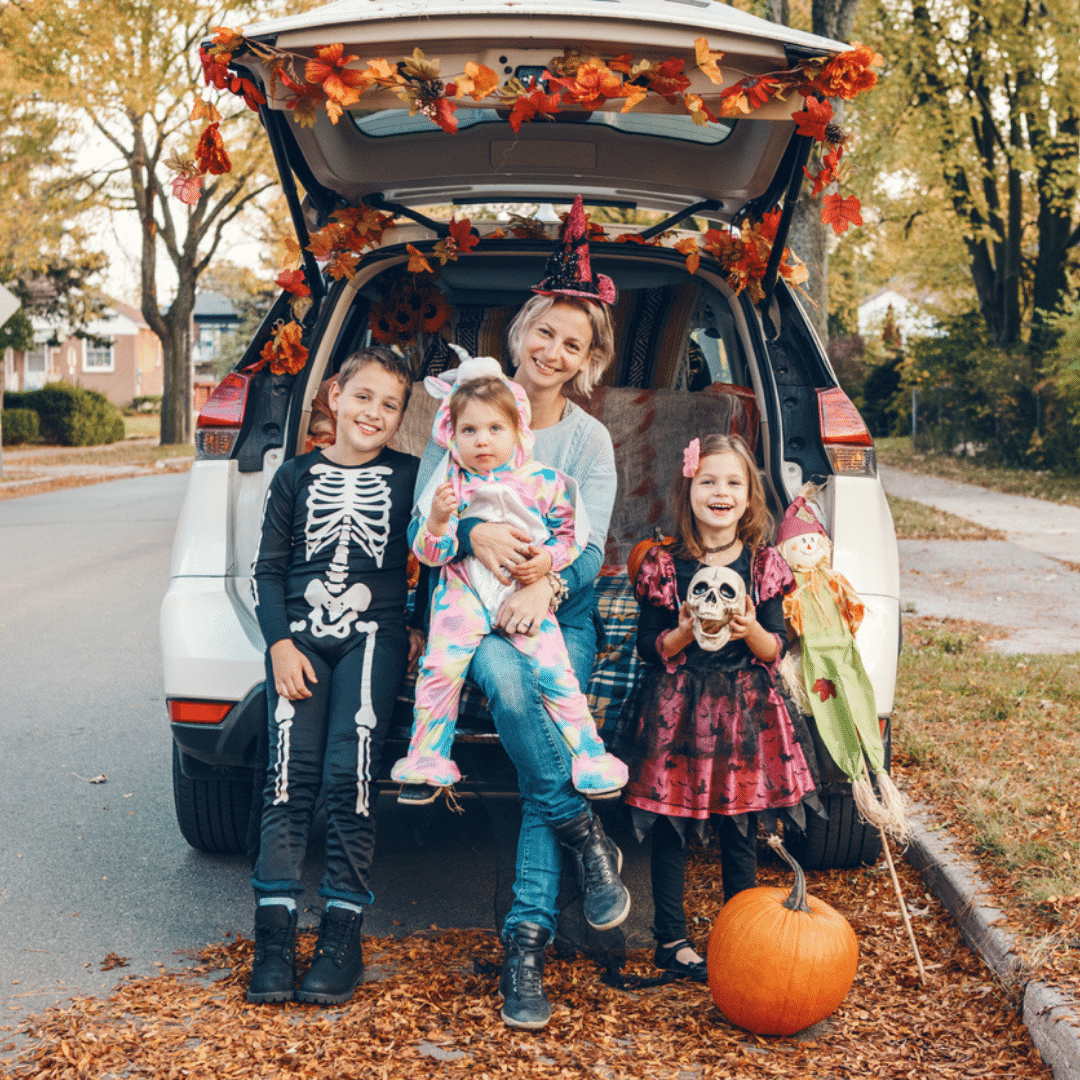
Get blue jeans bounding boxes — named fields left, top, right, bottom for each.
left=468, top=618, right=598, bottom=936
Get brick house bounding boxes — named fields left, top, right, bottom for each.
left=2, top=299, right=164, bottom=407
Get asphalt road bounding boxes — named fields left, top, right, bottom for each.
left=0, top=474, right=649, bottom=1018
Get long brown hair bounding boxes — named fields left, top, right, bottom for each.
left=672, top=434, right=772, bottom=561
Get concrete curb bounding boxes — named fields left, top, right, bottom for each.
left=905, top=804, right=1080, bottom=1079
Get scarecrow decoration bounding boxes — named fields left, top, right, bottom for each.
left=777, top=485, right=925, bottom=983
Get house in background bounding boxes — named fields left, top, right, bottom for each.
left=857, top=285, right=941, bottom=346
left=192, top=291, right=239, bottom=411
left=2, top=299, right=164, bottom=406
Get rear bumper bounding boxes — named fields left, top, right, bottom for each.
left=171, top=682, right=267, bottom=775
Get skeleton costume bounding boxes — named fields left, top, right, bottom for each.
left=390, top=358, right=627, bottom=796
left=625, top=543, right=821, bottom=911
left=251, top=445, right=419, bottom=906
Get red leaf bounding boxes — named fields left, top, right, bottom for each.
left=276, top=268, right=310, bottom=297
left=792, top=96, right=833, bottom=141
left=821, top=192, right=863, bottom=234
left=813, top=678, right=838, bottom=702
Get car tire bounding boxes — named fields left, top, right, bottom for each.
left=172, top=743, right=255, bottom=855
left=784, top=790, right=883, bottom=870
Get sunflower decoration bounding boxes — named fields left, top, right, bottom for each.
left=369, top=271, right=455, bottom=373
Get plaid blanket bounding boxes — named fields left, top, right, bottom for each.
left=390, top=572, right=644, bottom=751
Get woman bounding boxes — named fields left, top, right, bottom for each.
left=410, top=197, right=626, bottom=1030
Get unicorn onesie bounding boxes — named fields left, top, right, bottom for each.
left=390, top=355, right=627, bottom=797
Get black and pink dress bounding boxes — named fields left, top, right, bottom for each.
left=625, top=544, right=820, bottom=840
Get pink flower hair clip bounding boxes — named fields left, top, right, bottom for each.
left=682, top=438, right=701, bottom=478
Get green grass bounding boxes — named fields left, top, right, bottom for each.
left=886, top=493, right=1003, bottom=541
left=878, top=436, right=1080, bottom=506
left=894, top=616, right=1080, bottom=925
left=123, top=413, right=160, bottom=439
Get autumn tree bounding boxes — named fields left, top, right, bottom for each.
left=857, top=0, right=1080, bottom=353
left=0, top=0, right=279, bottom=443
left=0, top=75, right=106, bottom=420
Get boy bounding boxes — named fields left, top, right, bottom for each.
left=248, top=346, right=422, bottom=1005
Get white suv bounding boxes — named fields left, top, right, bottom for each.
left=161, top=0, right=898, bottom=869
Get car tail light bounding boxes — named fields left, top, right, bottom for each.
left=168, top=699, right=234, bottom=724
left=195, top=371, right=251, bottom=460
left=817, top=387, right=876, bottom=477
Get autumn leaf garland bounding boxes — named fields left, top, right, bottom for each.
left=180, top=31, right=881, bottom=228
left=249, top=207, right=481, bottom=375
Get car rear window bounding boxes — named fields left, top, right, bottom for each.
left=352, top=107, right=736, bottom=145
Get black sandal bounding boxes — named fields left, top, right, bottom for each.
left=653, top=940, right=708, bottom=983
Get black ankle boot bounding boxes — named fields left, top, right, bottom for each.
left=553, top=812, right=631, bottom=932
left=296, top=907, right=364, bottom=1005
left=498, top=922, right=552, bottom=1030
left=247, top=904, right=297, bottom=1003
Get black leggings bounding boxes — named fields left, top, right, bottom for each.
left=650, top=814, right=758, bottom=944
left=252, top=616, right=407, bottom=906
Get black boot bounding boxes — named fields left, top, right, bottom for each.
left=553, top=812, right=631, bottom=931
left=498, top=922, right=552, bottom=1030
left=246, top=904, right=297, bottom=1003
left=296, top=906, right=364, bottom=1005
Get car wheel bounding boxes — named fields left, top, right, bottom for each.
left=172, top=743, right=255, bottom=854
left=784, top=791, right=883, bottom=870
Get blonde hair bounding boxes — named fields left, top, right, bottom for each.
left=448, top=376, right=521, bottom=433
left=506, top=294, right=615, bottom=397
left=672, top=434, right=772, bottom=561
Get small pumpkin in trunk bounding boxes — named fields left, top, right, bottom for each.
left=707, top=835, right=858, bottom=1036
left=627, top=534, right=674, bottom=587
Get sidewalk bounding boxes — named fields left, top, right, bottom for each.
left=0, top=440, right=191, bottom=496
left=880, top=464, right=1080, bottom=654
left=880, top=464, right=1080, bottom=563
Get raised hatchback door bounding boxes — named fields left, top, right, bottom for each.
left=236, top=0, right=846, bottom=220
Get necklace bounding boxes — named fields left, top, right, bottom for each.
left=702, top=536, right=739, bottom=555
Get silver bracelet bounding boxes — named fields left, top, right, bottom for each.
left=545, top=571, right=568, bottom=612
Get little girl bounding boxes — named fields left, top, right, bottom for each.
left=625, top=433, right=821, bottom=982
left=390, top=357, right=627, bottom=803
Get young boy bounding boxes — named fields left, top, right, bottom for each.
left=248, top=346, right=422, bottom=1005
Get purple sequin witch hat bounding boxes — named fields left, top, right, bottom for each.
left=532, top=195, right=617, bottom=305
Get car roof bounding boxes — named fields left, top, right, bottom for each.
left=239, top=0, right=847, bottom=219
left=247, top=0, right=845, bottom=56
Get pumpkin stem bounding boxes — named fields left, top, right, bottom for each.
left=767, top=834, right=812, bottom=913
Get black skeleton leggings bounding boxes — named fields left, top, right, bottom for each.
left=252, top=614, right=408, bottom=905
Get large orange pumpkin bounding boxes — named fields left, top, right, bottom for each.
left=707, top=836, right=858, bottom=1037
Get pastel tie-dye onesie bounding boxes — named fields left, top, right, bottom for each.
left=390, top=369, right=627, bottom=796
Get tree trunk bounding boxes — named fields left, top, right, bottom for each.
left=788, top=201, right=828, bottom=341
left=159, top=312, right=193, bottom=445
left=773, top=0, right=861, bottom=343
left=1030, top=113, right=1079, bottom=356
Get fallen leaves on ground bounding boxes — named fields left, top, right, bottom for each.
left=5, top=842, right=1049, bottom=1079
left=894, top=615, right=1080, bottom=1013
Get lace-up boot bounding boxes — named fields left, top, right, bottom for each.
left=498, top=922, right=552, bottom=1030
left=296, top=906, right=364, bottom=1004
left=246, top=904, right=297, bottom=1003
left=553, top=812, right=631, bottom=931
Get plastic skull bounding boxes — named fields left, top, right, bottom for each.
left=778, top=531, right=832, bottom=572
left=686, top=565, right=746, bottom=651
